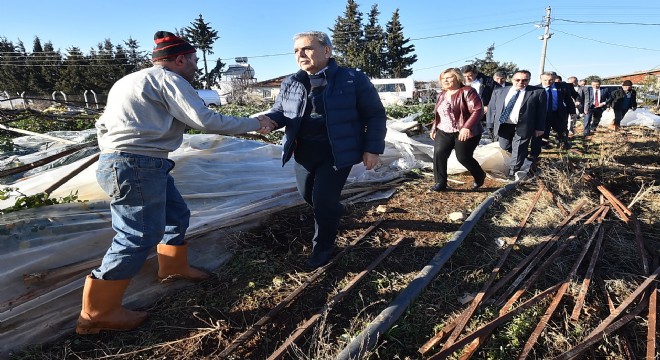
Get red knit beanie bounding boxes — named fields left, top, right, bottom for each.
left=152, top=31, right=195, bottom=61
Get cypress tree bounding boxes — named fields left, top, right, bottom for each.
left=362, top=4, right=385, bottom=78
left=56, top=47, right=86, bottom=94
left=183, top=14, right=219, bottom=89
left=330, top=0, right=364, bottom=69
left=384, top=9, right=417, bottom=78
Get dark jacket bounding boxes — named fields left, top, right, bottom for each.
left=586, top=86, right=611, bottom=109
left=489, top=85, right=547, bottom=138
left=538, top=82, right=576, bottom=119
left=432, top=86, right=484, bottom=138
left=608, top=88, right=637, bottom=111
left=265, top=59, right=387, bottom=169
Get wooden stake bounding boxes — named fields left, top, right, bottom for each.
left=217, top=217, right=386, bottom=358
left=427, top=284, right=561, bottom=360
left=518, top=219, right=605, bottom=359
left=267, top=236, right=406, bottom=360
left=0, top=123, right=77, bottom=144
left=419, top=185, right=546, bottom=355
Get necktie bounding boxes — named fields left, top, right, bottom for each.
left=594, top=89, right=600, bottom=107
left=547, top=87, right=553, bottom=111
left=499, top=90, right=521, bottom=124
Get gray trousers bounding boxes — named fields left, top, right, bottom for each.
left=498, top=123, right=531, bottom=175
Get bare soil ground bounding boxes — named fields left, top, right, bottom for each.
left=10, top=123, right=660, bottom=360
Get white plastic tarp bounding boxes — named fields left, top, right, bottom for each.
left=0, top=119, right=512, bottom=354
left=598, top=107, right=660, bottom=128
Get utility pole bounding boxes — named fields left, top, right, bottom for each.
left=539, top=6, right=552, bottom=77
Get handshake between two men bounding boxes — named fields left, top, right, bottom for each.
left=255, top=115, right=278, bottom=134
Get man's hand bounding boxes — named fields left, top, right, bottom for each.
left=430, top=129, right=436, bottom=140
left=458, top=128, right=471, bottom=142
left=256, top=115, right=277, bottom=134
left=363, top=152, right=380, bottom=170
left=535, top=130, right=545, bottom=137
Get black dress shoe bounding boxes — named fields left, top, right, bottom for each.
left=431, top=183, right=447, bottom=192
left=305, top=246, right=336, bottom=269
left=472, top=174, right=486, bottom=189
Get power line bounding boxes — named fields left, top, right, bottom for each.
left=553, top=28, right=660, bottom=51
left=412, top=26, right=540, bottom=72
left=410, top=21, right=537, bottom=41
left=553, top=18, right=660, bottom=26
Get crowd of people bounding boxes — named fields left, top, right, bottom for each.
left=76, top=28, right=640, bottom=337
left=429, top=65, right=638, bottom=181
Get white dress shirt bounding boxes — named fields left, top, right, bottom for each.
left=503, top=87, right=526, bottom=124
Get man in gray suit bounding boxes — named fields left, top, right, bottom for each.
left=488, top=70, right=546, bottom=180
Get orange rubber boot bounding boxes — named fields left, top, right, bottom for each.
left=157, top=242, right=210, bottom=283
left=76, top=275, right=148, bottom=334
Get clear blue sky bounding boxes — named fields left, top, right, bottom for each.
left=2, top=0, right=659, bottom=83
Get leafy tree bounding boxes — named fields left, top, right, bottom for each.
left=362, top=4, right=385, bottom=78
left=330, top=0, right=364, bottom=69
left=183, top=14, right=220, bottom=89
left=467, top=44, right=517, bottom=77
left=207, top=58, right=226, bottom=88
left=383, top=9, right=417, bottom=78
left=583, top=75, right=602, bottom=83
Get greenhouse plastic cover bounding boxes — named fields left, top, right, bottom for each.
left=599, top=107, right=660, bottom=128
left=0, top=117, right=512, bottom=354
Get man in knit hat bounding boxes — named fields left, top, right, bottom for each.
left=76, top=31, right=276, bottom=334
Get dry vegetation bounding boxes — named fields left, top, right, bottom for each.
left=9, top=123, right=660, bottom=360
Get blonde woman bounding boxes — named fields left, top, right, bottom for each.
left=430, top=68, right=486, bottom=191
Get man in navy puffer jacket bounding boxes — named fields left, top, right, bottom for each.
left=265, top=31, right=387, bottom=269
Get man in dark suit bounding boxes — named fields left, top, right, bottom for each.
left=530, top=71, right=575, bottom=157
left=583, top=78, right=611, bottom=136
left=493, top=70, right=512, bottom=88
left=488, top=70, right=546, bottom=180
left=566, top=76, right=582, bottom=135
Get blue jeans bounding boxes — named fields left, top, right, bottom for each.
left=92, top=152, right=190, bottom=280
left=294, top=141, right=351, bottom=251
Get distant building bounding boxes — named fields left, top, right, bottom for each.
left=252, top=75, right=289, bottom=100
left=222, top=57, right=255, bottom=80
left=601, top=69, right=660, bottom=85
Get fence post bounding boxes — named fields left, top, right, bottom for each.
left=20, top=91, right=27, bottom=109
left=52, top=91, right=67, bottom=106
left=2, top=91, right=15, bottom=110
left=91, top=90, right=99, bottom=109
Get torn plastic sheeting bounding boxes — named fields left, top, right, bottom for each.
left=0, top=123, right=512, bottom=354
left=598, top=107, right=660, bottom=128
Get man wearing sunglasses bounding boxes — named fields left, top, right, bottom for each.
left=488, top=70, right=546, bottom=181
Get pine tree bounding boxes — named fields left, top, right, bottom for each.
left=27, top=37, right=48, bottom=93
left=183, top=14, right=219, bottom=89
left=362, top=4, right=385, bottom=78
left=124, top=37, right=150, bottom=72
left=384, top=9, right=417, bottom=78
left=40, top=41, right=61, bottom=93
left=2, top=40, right=29, bottom=94
left=330, top=0, right=364, bottom=69
left=85, top=39, right=118, bottom=92
left=56, top=47, right=86, bottom=94
left=468, top=44, right=518, bottom=77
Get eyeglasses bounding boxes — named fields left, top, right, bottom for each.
left=513, top=79, right=530, bottom=82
